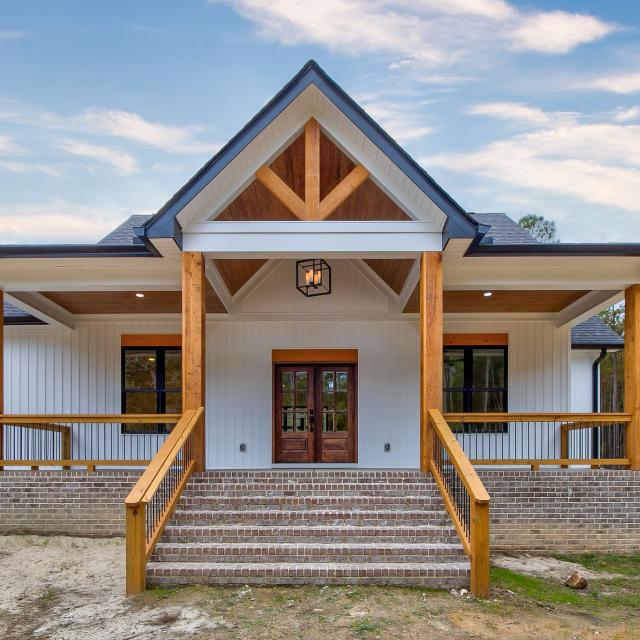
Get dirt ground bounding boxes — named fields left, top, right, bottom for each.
left=1, top=535, right=639, bottom=640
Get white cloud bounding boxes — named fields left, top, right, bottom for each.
left=425, top=115, right=640, bottom=213
left=468, top=102, right=579, bottom=128
left=213, top=1, right=615, bottom=68
left=0, top=160, right=61, bottom=176
left=55, top=139, right=138, bottom=174
left=0, top=134, right=22, bottom=155
left=0, top=30, right=28, bottom=40
left=613, top=106, right=640, bottom=122
left=510, top=11, right=615, bottom=54
left=581, top=73, right=640, bottom=95
left=0, top=100, right=216, bottom=154
left=355, top=92, right=433, bottom=142
left=0, top=200, right=128, bottom=244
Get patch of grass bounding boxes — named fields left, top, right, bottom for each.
left=145, top=585, right=180, bottom=600
left=349, top=617, right=385, bottom=636
left=553, top=553, right=640, bottom=577
left=36, top=587, right=60, bottom=611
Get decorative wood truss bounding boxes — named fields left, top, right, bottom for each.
left=255, top=119, right=370, bottom=221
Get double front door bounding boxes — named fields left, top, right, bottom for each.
left=274, top=364, right=357, bottom=463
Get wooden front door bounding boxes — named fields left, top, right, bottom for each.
left=274, top=364, right=357, bottom=463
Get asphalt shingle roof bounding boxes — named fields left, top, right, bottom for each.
left=469, top=212, right=540, bottom=245
left=98, top=214, right=152, bottom=245
left=571, top=316, right=624, bottom=349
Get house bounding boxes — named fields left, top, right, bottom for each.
left=1, top=61, right=640, bottom=597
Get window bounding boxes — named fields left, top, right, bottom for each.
left=444, top=346, right=507, bottom=433
left=121, top=346, right=182, bottom=433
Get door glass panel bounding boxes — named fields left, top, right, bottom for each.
left=295, top=371, right=308, bottom=408
left=336, top=372, right=348, bottom=411
left=472, top=349, right=505, bottom=388
left=281, top=371, right=294, bottom=410
left=323, top=372, right=335, bottom=410
left=336, top=413, right=347, bottom=432
left=323, top=412, right=334, bottom=432
left=281, top=411, right=294, bottom=432
left=295, top=412, right=308, bottom=432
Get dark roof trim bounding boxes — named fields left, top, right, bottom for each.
left=0, top=243, right=158, bottom=259
left=467, top=243, right=640, bottom=257
left=144, top=60, right=479, bottom=241
left=571, top=342, right=624, bottom=350
left=4, top=316, right=46, bottom=326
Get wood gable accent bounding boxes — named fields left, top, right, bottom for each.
left=364, top=259, right=415, bottom=295
left=216, top=121, right=411, bottom=222
left=213, top=259, right=267, bottom=295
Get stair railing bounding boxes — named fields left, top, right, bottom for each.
left=428, top=409, right=490, bottom=598
left=124, top=407, right=204, bottom=595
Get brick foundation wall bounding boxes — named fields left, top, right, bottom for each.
left=478, top=470, right=640, bottom=553
left=0, top=471, right=141, bottom=537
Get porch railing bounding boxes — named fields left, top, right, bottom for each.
left=428, top=409, right=490, bottom=598
left=444, top=413, right=632, bottom=469
left=0, top=414, right=181, bottom=471
left=124, top=407, right=203, bottom=595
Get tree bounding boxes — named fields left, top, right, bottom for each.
left=598, top=304, right=625, bottom=413
left=517, top=214, right=558, bottom=243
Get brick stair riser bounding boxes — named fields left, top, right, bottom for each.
left=190, top=472, right=426, bottom=480
left=183, top=482, right=440, bottom=492
left=146, top=562, right=470, bottom=588
left=178, top=496, right=440, bottom=510
left=172, top=510, right=451, bottom=527
left=151, top=550, right=467, bottom=564
left=162, top=527, right=460, bottom=545
left=182, top=488, right=441, bottom=498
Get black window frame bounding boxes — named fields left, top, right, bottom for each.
left=444, top=345, right=508, bottom=433
left=120, top=346, right=182, bottom=434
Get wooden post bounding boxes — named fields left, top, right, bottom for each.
left=560, top=424, right=568, bottom=469
left=182, top=252, right=206, bottom=472
left=61, top=428, right=71, bottom=471
left=0, top=290, right=3, bottom=471
left=304, top=118, right=320, bottom=220
left=470, top=500, right=490, bottom=598
left=625, top=285, right=640, bottom=470
left=125, top=503, right=147, bottom=595
left=420, top=252, right=443, bottom=472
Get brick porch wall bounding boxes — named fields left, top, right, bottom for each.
left=0, top=471, right=141, bottom=537
left=478, top=470, right=640, bottom=553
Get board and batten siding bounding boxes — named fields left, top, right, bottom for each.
left=4, top=316, right=570, bottom=469
left=570, top=350, right=599, bottom=412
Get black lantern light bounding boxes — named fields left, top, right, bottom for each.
left=296, top=259, right=331, bottom=297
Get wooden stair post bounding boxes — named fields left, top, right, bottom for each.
left=182, top=252, right=206, bottom=472
left=420, top=252, right=443, bottom=472
left=625, top=285, right=640, bottom=470
left=125, top=502, right=147, bottom=595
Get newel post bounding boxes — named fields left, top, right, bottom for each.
left=182, top=251, right=206, bottom=472
left=420, top=252, right=443, bottom=472
left=125, top=503, right=147, bottom=595
left=625, top=285, right=640, bottom=470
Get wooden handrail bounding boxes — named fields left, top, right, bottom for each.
left=0, top=414, right=181, bottom=424
left=444, top=412, right=631, bottom=423
left=428, top=409, right=490, bottom=598
left=430, top=410, right=490, bottom=504
left=125, top=407, right=203, bottom=596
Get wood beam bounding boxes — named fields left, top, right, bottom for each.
left=319, top=165, right=369, bottom=220
left=625, top=285, right=640, bottom=470
left=304, top=118, right=321, bottom=220
left=420, top=252, right=443, bottom=472
left=0, top=290, right=3, bottom=470
left=182, top=252, right=206, bottom=471
left=255, top=165, right=306, bottom=220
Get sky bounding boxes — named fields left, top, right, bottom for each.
left=1, top=0, right=640, bottom=244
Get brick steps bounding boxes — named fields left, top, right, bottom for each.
left=147, top=471, right=469, bottom=589
left=152, top=541, right=465, bottom=563
left=163, top=524, right=460, bottom=544
left=146, top=561, right=470, bottom=587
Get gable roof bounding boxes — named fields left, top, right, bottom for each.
left=99, top=214, right=151, bottom=245
left=571, top=316, right=624, bottom=349
left=3, top=301, right=46, bottom=326
left=143, top=60, right=479, bottom=243
left=469, top=212, right=539, bottom=245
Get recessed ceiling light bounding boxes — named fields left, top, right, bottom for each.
left=135, top=292, right=145, bottom=298
left=483, top=291, right=493, bottom=297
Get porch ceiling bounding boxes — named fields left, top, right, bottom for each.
left=403, top=288, right=590, bottom=314
left=40, top=283, right=226, bottom=314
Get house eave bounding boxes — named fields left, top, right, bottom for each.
left=0, top=243, right=159, bottom=259
left=467, top=243, right=640, bottom=258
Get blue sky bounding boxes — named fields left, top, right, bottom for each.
left=1, top=0, right=640, bottom=243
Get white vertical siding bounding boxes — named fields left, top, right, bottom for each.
left=571, top=350, right=598, bottom=412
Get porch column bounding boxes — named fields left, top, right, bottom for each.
left=625, top=285, right=640, bottom=470
left=182, top=252, right=206, bottom=472
left=420, top=252, right=443, bottom=472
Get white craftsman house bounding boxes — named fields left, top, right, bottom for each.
left=2, top=61, right=640, bottom=595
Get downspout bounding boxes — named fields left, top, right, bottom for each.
left=592, top=348, right=607, bottom=458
